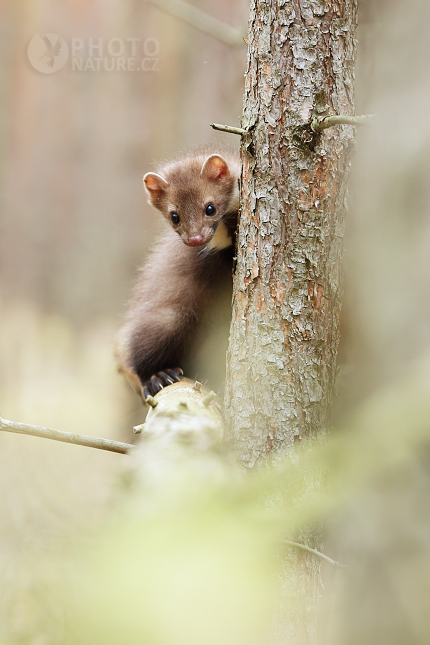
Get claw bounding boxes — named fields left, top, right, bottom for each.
left=142, top=367, right=184, bottom=398
left=149, top=375, right=163, bottom=394
left=165, top=368, right=182, bottom=383
left=158, top=370, right=175, bottom=386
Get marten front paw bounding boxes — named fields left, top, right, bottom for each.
left=142, top=367, right=183, bottom=400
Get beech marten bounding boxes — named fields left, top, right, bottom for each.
left=115, top=150, right=240, bottom=400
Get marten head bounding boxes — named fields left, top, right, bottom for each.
left=143, top=153, right=239, bottom=249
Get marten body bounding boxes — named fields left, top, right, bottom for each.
left=115, top=150, right=240, bottom=399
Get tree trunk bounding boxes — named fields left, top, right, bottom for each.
left=225, top=0, right=358, bottom=467
left=225, top=2, right=358, bottom=642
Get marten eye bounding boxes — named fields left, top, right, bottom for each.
left=205, top=203, right=216, bottom=216
left=171, top=211, right=180, bottom=225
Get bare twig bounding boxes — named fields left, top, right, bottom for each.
left=145, top=395, right=158, bottom=408
left=311, top=113, right=374, bottom=133
left=210, top=123, right=246, bottom=136
left=202, top=391, right=218, bottom=406
left=0, top=416, right=134, bottom=454
left=212, top=115, right=373, bottom=139
left=283, top=540, right=346, bottom=568
left=147, top=0, right=245, bottom=47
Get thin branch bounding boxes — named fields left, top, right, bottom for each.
left=147, top=0, right=245, bottom=47
left=210, top=123, right=246, bottom=136
left=311, top=113, right=374, bottom=133
left=0, top=416, right=134, bottom=454
left=283, top=540, right=346, bottom=568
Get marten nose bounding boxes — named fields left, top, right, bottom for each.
left=188, top=235, right=204, bottom=246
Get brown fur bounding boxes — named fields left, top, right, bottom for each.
left=115, top=151, right=240, bottom=398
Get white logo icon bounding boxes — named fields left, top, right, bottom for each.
left=27, top=34, right=69, bottom=74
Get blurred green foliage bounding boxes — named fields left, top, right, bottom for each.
left=2, top=353, right=428, bottom=644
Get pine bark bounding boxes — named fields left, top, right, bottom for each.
left=225, top=0, right=358, bottom=468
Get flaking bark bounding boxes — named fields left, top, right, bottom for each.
left=225, top=0, right=358, bottom=468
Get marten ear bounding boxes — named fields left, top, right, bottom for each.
left=201, top=154, right=230, bottom=182
left=143, top=173, right=169, bottom=204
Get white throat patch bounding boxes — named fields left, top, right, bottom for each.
left=207, top=221, right=232, bottom=250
